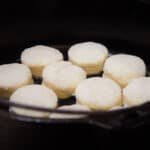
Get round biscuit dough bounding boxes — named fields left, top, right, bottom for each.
left=123, top=77, right=150, bottom=106
left=50, top=104, right=90, bottom=119
left=0, top=63, right=33, bottom=98
left=68, top=42, right=108, bottom=75
left=10, top=85, right=58, bottom=117
left=103, top=54, right=146, bottom=87
left=21, top=45, right=63, bottom=77
left=42, top=61, right=87, bottom=99
left=75, top=77, right=122, bottom=110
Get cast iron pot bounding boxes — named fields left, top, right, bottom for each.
left=0, top=38, right=150, bottom=149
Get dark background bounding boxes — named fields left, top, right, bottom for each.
left=0, top=0, right=150, bottom=48
left=0, top=0, right=149, bottom=18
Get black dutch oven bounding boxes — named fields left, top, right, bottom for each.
left=0, top=37, right=150, bottom=149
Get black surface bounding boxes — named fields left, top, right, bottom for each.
left=0, top=115, right=150, bottom=150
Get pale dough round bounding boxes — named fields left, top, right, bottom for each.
left=123, top=77, right=150, bottom=107
left=10, top=84, right=58, bottom=117
left=42, top=61, right=86, bottom=99
left=21, top=45, right=63, bottom=77
left=0, top=63, right=33, bottom=98
left=68, top=42, right=108, bottom=75
left=50, top=104, right=90, bottom=119
left=103, top=54, right=146, bottom=87
left=75, top=77, right=122, bottom=110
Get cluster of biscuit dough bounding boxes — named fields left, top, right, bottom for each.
left=0, top=42, right=148, bottom=118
